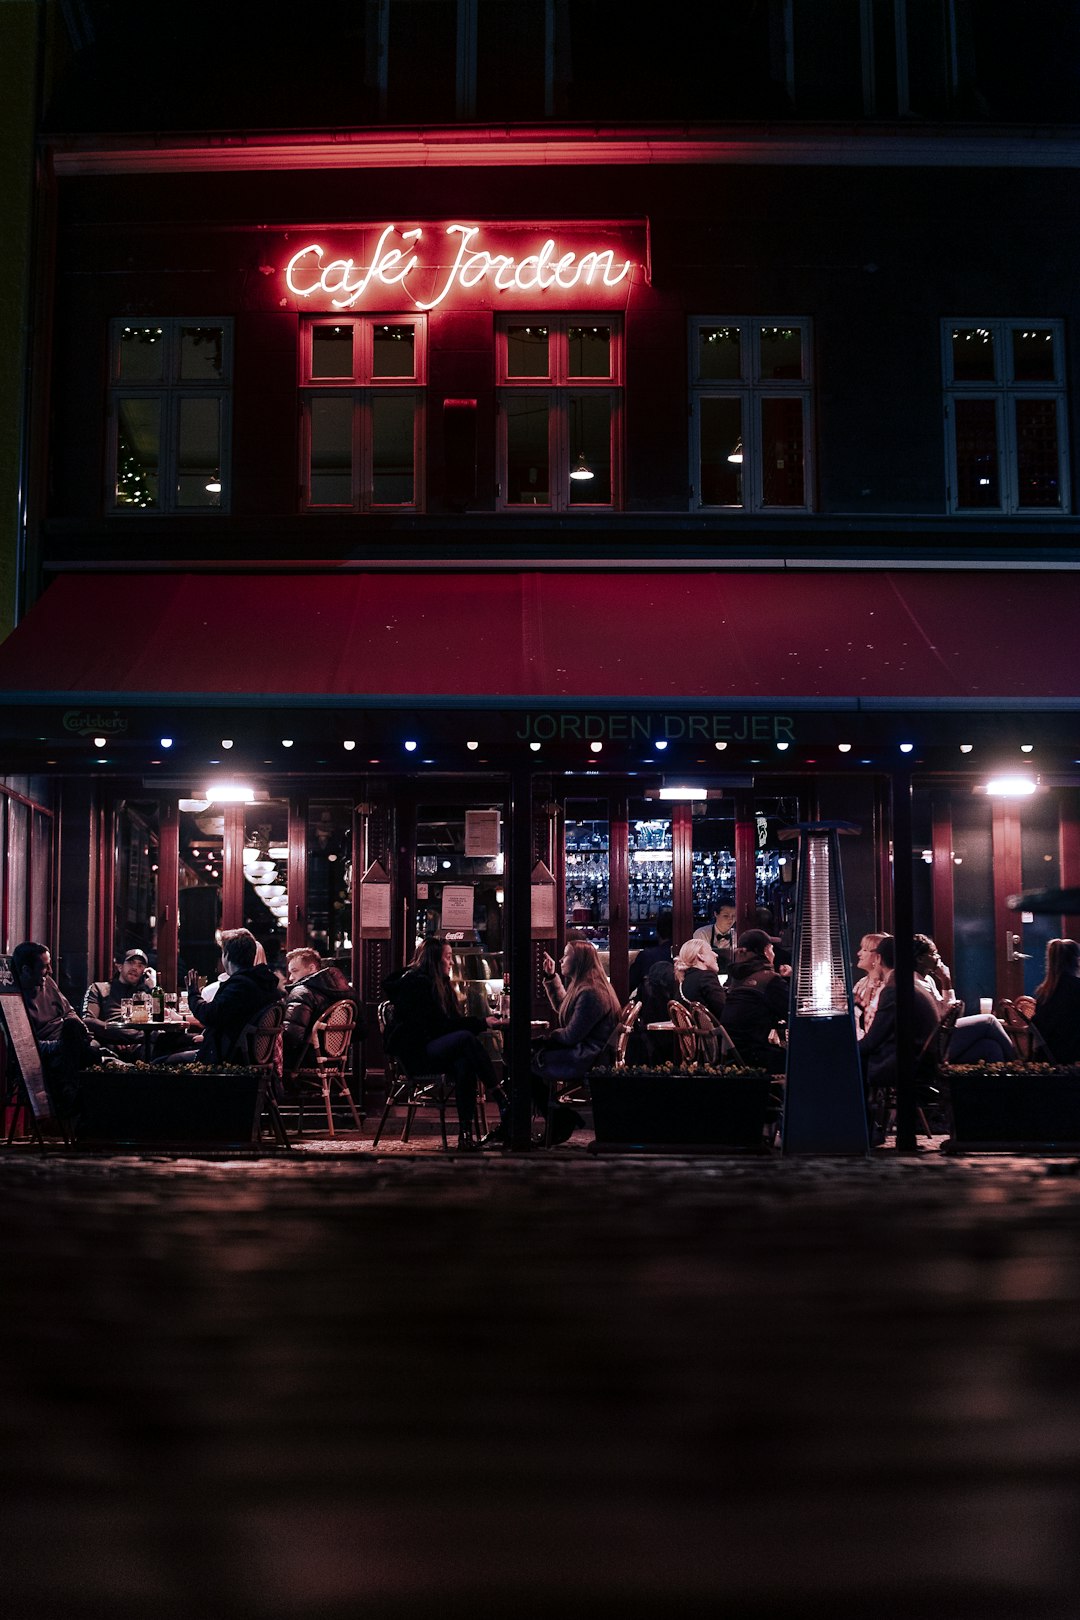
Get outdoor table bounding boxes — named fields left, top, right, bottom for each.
left=118, top=1012, right=200, bottom=1060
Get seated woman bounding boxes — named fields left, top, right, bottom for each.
left=535, top=941, right=621, bottom=1145
left=382, top=938, right=507, bottom=1153
left=853, top=932, right=887, bottom=1039
left=1025, top=937, right=1080, bottom=1063
left=911, top=934, right=1014, bottom=1063
left=673, top=938, right=727, bottom=1021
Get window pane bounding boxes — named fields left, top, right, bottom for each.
left=6, top=800, right=27, bottom=950
left=567, top=393, right=611, bottom=504
left=118, top=325, right=165, bottom=383
left=115, top=397, right=160, bottom=508
left=113, top=799, right=158, bottom=964
left=697, top=325, right=741, bottom=381
left=177, top=398, right=223, bottom=508
left=505, top=396, right=549, bottom=504
left=179, top=325, right=224, bottom=382
left=309, top=396, right=353, bottom=505
left=953, top=398, right=999, bottom=507
left=568, top=325, right=612, bottom=379
left=951, top=326, right=996, bottom=383
left=372, top=395, right=416, bottom=505
left=1012, top=327, right=1057, bottom=383
left=307, top=800, right=353, bottom=973
left=506, top=325, right=549, bottom=378
left=761, top=397, right=805, bottom=506
left=565, top=803, right=609, bottom=952
left=311, top=325, right=354, bottom=379
left=179, top=806, right=222, bottom=982
left=1015, top=398, right=1062, bottom=509
left=244, top=801, right=290, bottom=962
left=372, top=324, right=416, bottom=379
left=477, top=0, right=547, bottom=120
left=760, top=326, right=803, bottom=380
left=699, top=397, right=743, bottom=505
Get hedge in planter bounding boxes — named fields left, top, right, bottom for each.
left=589, top=1063, right=774, bottom=1150
left=945, top=1062, right=1080, bottom=1150
left=77, top=1063, right=270, bottom=1147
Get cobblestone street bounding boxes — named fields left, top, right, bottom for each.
left=4, top=1143, right=1080, bottom=1619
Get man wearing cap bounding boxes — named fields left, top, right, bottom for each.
left=719, top=927, right=791, bottom=1072
left=82, top=949, right=157, bottom=1051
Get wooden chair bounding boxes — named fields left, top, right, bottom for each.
left=372, top=1001, right=455, bottom=1150
left=233, top=1001, right=289, bottom=1148
left=667, top=999, right=741, bottom=1067
left=286, top=1000, right=362, bottom=1136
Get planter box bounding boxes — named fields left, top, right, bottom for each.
left=589, top=1069, right=773, bottom=1152
left=946, top=1064, right=1080, bottom=1151
left=77, top=1069, right=269, bottom=1147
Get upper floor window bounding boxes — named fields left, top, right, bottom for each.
left=496, top=316, right=622, bottom=511
left=944, top=321, right=1069, bottom=514
left=690, top=319, right=813, bottom=512
left=109, top=319, right=231, bottom=513
left=300, top=317, right=425, bottom=511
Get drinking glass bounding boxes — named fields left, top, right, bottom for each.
left=120, top=997, right=133, bottom=1022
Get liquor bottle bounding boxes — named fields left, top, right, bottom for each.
left=152, top=984, right=166, bottom=1022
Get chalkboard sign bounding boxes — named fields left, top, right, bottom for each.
left=0, top=954, right=62, bottom=1140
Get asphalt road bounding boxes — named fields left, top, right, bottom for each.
left=3, top=1145, right=1080, bottom=1619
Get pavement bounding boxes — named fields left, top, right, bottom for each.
left=3, top=1129, right=1080, bottom=1619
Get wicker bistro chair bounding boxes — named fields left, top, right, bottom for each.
left=232, top=1001, right=289, bottom=1148
left=667, top=999, right=743, bottom=1068
left=285, top=1000, right=362, bottom=1137
left=612, top=999, right=642, bottom=1070
left=372, top=1001, right=457, bottom=1151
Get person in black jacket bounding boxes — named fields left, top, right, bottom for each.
left=184, top=927, right=282, bottom=1065
left=535, top=941, right=621, bottom=1144
left=1027, top=937, right=1080, bottom=1062
left=281, top=947, right=358, bottom=1069
left=382, top=937, right=506, bottom=1152
left=673, top=937, right=728, bottom=1021
left=719, top=927, right=791, bottom=1072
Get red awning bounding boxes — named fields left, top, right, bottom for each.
left=0, top=568, right=1076, bottom=709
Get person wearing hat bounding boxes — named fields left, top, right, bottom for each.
left=719, top=927, right=791, bottom=1072
left=82, top=948, right=158, bottom=1050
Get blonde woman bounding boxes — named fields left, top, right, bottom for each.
left=673, top=937, right=728, bottom=1020
left=853, top=932, right=887, bottom=1038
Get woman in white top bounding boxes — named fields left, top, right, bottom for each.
left=853, top=932, right=887, bottom=1038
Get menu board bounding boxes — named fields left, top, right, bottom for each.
left=465, top=810, right=501, bottom=859
left=359, top=860, right=392, bottom=937
left=440, top=885, right=475, bottom=931
left=0, top=955, right=61, bottom=1137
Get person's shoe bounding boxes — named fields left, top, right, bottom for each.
left=549, top=1108, right=585, bottom=1146
left=457, top=1132, right=481, bottom=1153
left=479, top=1122, right=510, bottom=1148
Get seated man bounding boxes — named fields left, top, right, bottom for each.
left=281, top=948, right=358, bottom=1071
left=182, top=927, right=282, bottom=1065
left=12, top=940, right=101, bottom=1114
left=82, top=947, right=155, bottom=1054
left=720, top=928, right=791, bottom=1073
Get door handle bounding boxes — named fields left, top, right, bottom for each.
left=1006, top=932, right=1032, bottom=962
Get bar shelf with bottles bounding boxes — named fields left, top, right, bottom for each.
left=565, top=818, right=610, bottom=949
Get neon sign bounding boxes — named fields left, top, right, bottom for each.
left=284, top=224, right=634, bottom=312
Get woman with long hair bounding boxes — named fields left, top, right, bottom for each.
left=382, top=937, right=507, bottom=1152
left=534, top=940, right=621, bottom=1145
left=1030, top=937, right=1080, bottom=1062
left=673, top=937, right=727, bottom=1021
left=853, top=932, right=887, bottom=1038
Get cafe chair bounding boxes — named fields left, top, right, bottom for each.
left=612, top=999, right=642, bottom=1069
left=285, top=1000, right=362, bottom=1137
left=233, top=1001, right=290, bottom=1148
left=998, top=1000, right=1056, bottom=1064
left=666, top=1000, right=742, bottom=1068
left=372, top=1001, right=456, bottom=1151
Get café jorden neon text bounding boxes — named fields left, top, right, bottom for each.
left=284, top=224, right=633, bottom=312
left=516, top=713, right=797, bottom=744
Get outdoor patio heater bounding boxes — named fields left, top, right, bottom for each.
left=782, top=821, right=869, bottom=1155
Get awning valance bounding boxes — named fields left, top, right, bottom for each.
left=0, top=568, right=1075, bottom=710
